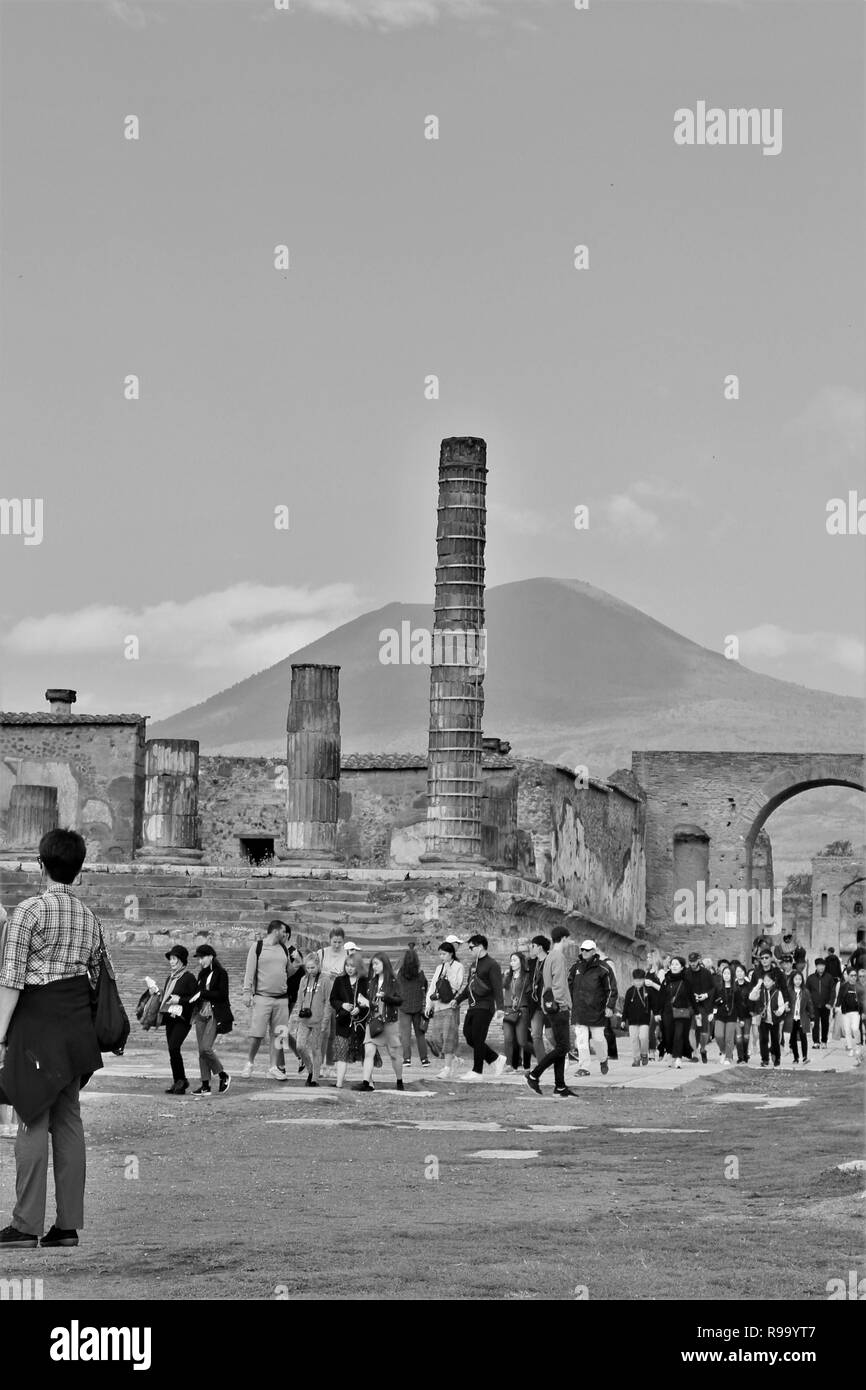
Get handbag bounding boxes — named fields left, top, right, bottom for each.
left=672, top=1007, right=692, bottom=1020
left=369, top=1013, right=385, bottom=1038
left=503, top=1007, right=521, bottom=1024
left=215, top=1009, right=234, bottom=1036
left=433, top=965, right=454, bottom=1005
left=91, top=929, right=131, bottom=1054
left=417, top=1012, right=429, bottom=1034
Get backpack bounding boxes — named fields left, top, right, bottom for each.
left=432, top=963, right=455, bottom=1005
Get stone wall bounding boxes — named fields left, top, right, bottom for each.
left=811, top=850, right=865, bottom=957
left=632, top=749, right=865, bottom=961
left=0, top=715, right=146, bottom=859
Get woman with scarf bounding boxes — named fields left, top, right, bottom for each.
left=329, top=951, right=369, bottom=1090
left=657, top=957, right=696, bottom=1069
left=355, top=952, right=404, bottom=1093
left=158, top=945, right=199, bottom=1095
left=501, top=951, right=533, bottom=1073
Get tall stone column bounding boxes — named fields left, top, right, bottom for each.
left=423, top=437, right=487, bottom=864
left=284, top=664, right=341, bottom=861
left=138, top=739, right=203, bottom=862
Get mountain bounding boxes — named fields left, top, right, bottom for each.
left=149, top=577, right=864, bottom=772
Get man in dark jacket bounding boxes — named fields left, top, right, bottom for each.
left=686, top=953, right=715, bottom=1063
left=824, top=947, right=842, bottom=982
left=454, top=934, right=505, bottom=1080
left=749, top=947, right=786, bottom=991
left=569, top=940, right=617, bottom=1076
left=805, top=959, right=836, bottom=1047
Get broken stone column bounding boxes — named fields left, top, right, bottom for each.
left=284, top=664, right=341, bottom=861
left=423, top=437, right=487, bottom=864
left=3, top=784, right=59, bottom=853
left=138, top=739, right=203, bottom=862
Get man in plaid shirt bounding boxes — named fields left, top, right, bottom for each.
left=0, top=829, right=105, bottom=1249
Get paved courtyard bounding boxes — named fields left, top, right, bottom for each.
left=1, top=1041, right=862, bottom=1301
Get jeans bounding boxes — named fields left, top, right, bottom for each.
left=165, top=1018, right=192, bottom=1082
left=811, top=1006, right=830, bottom=1045
left=759, top=1018, right=782, bottom=1064
left=13, top=1078, right=85, bottom=1237
left=463, top=1008, right=497, bottom=1073
left=574, top=1023, right=608, bottom=1067
left=194, top=1013, right=223, bottom=1081
left=398, top=1010, right=428, bottom=1063
left=532, top=1012, right=569, bottom=1088
left=529, top=1008, right=547, bottom=1065
left=502, top=1012, right=532, bottom=1068
left=713, top=1020, right=737, bottom=1061
left=789, top=1021, right=809, bottom=1061
left=735, top=1018, right=751, bottom=1062
left=629, top=1023, right=649, bottom=1060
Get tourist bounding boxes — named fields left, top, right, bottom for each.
left=569, top=938, right=617, bottom=1076
left=749, top=970, right=788, bottom=1068
left=858, top=967, right=866, bottom=1045
left=396, top=945, right=429, bottom=1069
left=425, top=941, right=465, bottom=1080
left=656, top=957, right=695, bottom=1068
left=785, top=968, right=813, bottom=1065
left=732, top=962, right=753, bottom=1063
left=805, top=958, right=835, bottom=1049
left=240, top=920, right=300, bottom=1081
left=317, top=927, right=348, bottom=1079
left=0, top=829, right=105, bottom=1250
left=527, top=936, right=550, bottom=1068
left=190, top=943, right=232, bottom=1095
left=454, top=934, right=506, bottom=1082
left=645, top=951, right=667, bottom=1059
left=355, top=953, right=405, bottom=1092
left=749, top=947, right=785, bottom=990
left=824, top=947, right=842, bottom=983
left=621, top=968, right=652, bottom=1067
left=329, top=951, right=369, bottom=1089
left=710, top=964, right=738, bottom=1066
left=159, top=945, right=199, bottom=1094
left=600, top=951, right=620, bottom=1060
left=686, top=952, right=715, bottom=1063
left=525, top=925, right=575, bottom=1098
left=835, top=968, right=863, bottom=1064
left=293, top=953, right=329, bottom=1086
left=501, top=950, right=532, bottom=1073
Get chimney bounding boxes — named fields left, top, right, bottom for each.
left=45, top=688, right=77, bottom=715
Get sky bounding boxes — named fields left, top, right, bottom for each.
left=0, top=0, right=864, bottom=721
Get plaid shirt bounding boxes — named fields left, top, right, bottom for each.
left=0, top=884, right=107, bottom=991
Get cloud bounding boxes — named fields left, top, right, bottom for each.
left=788, top=386, right=865, bottom=474
left=104, top=0, right=151, bottom=29
left=739, top=624, right=865, bottom=675
left=600, top=491, right=664, bottom=542
left=487, top=500, right=554, bottom=537
left=290, top=0, right=552, bottom=29
left=2, top=583, right=365, bottom=677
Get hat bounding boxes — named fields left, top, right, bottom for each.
left=343, top=941, right=359, bottom=953
left=165, top=945, right=188, bottom=965
left=194, top=943, right=216, bottom=958
left=444, top=934, right=463, bottom=945
left=580, top=939, right=597, bottom=951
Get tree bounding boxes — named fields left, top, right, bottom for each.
left=821, top=840, right=853, bottom=857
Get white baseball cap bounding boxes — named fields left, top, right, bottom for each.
left=343, top=941, right=360, bottom=952
left=444, top=934, right=463, bottom=945
left=580, top=939, right=597, bottom=951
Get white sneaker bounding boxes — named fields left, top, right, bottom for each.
left=490, top=1055, right=508, bottom=1078
left=456, top=1071, right=484, bottom=1082
left=240, top=1062, right=254, bottom=1078
left=503, top=1065, right=516, bottom=1075
left=437, top=1066, right=453, bottom=1079
left=267, top=1066, right=289, bottom=1082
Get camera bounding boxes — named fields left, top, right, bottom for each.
left=298, top=1007, right=312, bottom=1019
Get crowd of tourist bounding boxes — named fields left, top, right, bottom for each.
left=146, top=921, right=866, bottom=1096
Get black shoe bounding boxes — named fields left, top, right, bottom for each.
left=525, top=1074, right=542, bottom=1095
left=192, top=1084, right=211, bottom=1095
left=395, top=1080, right=405, bottom=1091
left=760, top=1061, right=769, bottom=1068
left=351, top=1080, right=375, bottom=1092
left=687, top=1056, right=699, bottom=1063
left=40, top=1225, right=78, bottom=1248
left=567, top=1050, right=580, bottom=1062
left=600, top=1061, right=609, bottom=1075
left=420, top=1059, right=430, bottom=1067
left=218, top=1073, right=231, bottom=1093
left=164, top=1082, right=186, bottom=1094
left=0, top=1225, right=37, bottom=1249
left=305, top=1076, right=318, bottom=1087
left=700, top=1051, right=708, bottom=1064
left=554, top=1086, right=576, bottom=1097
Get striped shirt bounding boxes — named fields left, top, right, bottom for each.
left=0, top=884, right=106, bottom=990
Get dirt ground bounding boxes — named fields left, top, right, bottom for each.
left=0, top=1058, right=862, bottom=1301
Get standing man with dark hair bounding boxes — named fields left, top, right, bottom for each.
left=805, top=958, right=835, bottom=1049
left=527, top=935, right=550, bottom=1069
left=0, top=830, right=105, bottom=1249
left=686, top=952, right=715, bottom=1063
left=526, top=925, right=575, bottom=1097
left=240, top=920, right=301, bottom=1080
left=824, top=947, right=842, bottom=983
left=454, top=934, right=505, bottom=1082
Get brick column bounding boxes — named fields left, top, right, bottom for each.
left=285, top=664, right=341, bottom=861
